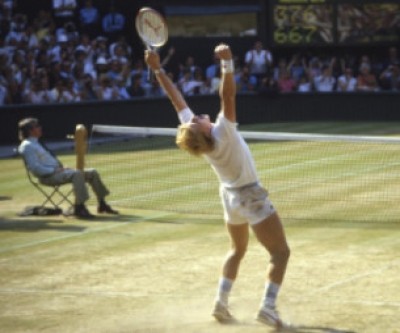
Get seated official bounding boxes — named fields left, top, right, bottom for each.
left=18, top=117, right=118, bottom=218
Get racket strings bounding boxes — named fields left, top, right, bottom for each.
left=136, top=9, right=168, bottom=47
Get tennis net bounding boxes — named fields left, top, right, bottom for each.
left=88, top=124, right=400, bottom=222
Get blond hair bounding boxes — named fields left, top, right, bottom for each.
left=176, top=124, right=214, bottom=156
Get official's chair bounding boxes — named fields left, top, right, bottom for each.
left=22, top=157, right=74, bottom=212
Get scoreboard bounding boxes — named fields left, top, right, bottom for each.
left=271, top=0, right=400, bottom=46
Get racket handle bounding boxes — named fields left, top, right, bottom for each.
left=146, top=45, right=155, bottom=82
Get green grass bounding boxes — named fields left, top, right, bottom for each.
left=1, top=122, right=399, bottom=333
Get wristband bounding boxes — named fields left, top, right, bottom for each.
left=221, top=59, right=234, bottom=74
left=154, top=68, right=165, bottom=75
left=178, top=107, right=194, bottom=124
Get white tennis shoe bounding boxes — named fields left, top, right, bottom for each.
left=257, top=305, right=290, bottom=330
left=212, top=301, right=233, bottom=322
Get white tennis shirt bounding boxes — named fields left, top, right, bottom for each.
left=178, top=108, right=259, bottom=189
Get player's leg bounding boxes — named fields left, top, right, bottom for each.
left=224, top=223, right=249, bottom=280
left=251, top=212, right=290, bottom=328
left=252, top=212, right=290, bottom=284
left=213, top=222, right=249, bottom=322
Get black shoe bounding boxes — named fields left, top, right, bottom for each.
left=97, top=203, right=119, bottom=215
left=74, top=204, right=95, bottom=219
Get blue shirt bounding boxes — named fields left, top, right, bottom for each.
left=18, top=137, right=60, bottom=177
left=80, top=7, right=99, bottom=25
left=102, top=12, right=125, bottom=33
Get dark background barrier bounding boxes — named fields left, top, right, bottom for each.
left=3, top=92, right=400, bottom=145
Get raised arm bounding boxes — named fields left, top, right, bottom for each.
left=145, top=50, right=188, bottom=113
left=214, top=44, right=236, bottom=122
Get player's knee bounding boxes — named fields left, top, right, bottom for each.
left=229, top=246, right=247, bottom=262
left=270, top=245, right=290, bottom=266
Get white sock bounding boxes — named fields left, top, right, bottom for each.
left=262, top=281, right=280, bottom=308
left=216, top=277, right=233, bottom=306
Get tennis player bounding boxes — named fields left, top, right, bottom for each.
left=145, top=44, right=290, bottom=329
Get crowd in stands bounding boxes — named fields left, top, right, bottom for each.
left=0, top=0, right=399, bottom=106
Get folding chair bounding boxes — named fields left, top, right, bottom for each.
left=21, top=157, right=74, bottom=212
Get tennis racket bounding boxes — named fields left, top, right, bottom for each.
left=135, top=7, right=168, bottom=51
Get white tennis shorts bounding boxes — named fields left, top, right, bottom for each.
left=219, top=183, right=276, bottom=225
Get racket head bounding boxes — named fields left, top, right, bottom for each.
left=135, top=7, right=168, bottom=49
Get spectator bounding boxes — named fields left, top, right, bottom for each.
left=64, top=77, right=81, bottom=102
left=297, top=74, right=312, bottom=93
left=102, top=5, right=125, bottom=42
left=209, top=71, right=221, bottom=95
left=379, top=63, right=400, bottom=91
left=160, top=46, right=175, bottom=71
left=79, top=0, right=100, bottom=39
left=92, top=35, right=108, bottom=62
left=0, top=81, right=10, bottom=105
left=106, top=58, right=124, bottom=82
left=73, top=46, right=91, bottom=76
left=287, top=54, right=306, bottom=83
left=127, top=73, right=146, bottom=98
left=178, top=55, right=201, bottom=80
left=236, top=65, right=258, bottom=93
left=205, top=53, right=220, bottom=88
left=115, top=77, right=130, bottom=100
left=49, top=78, right=79, bottom=103
left=23, top=76, right=51, bottom=104
left=61, top=21, right=79, bottom=44
left=277, top=68, right=296, bottom=93
left=48, top=33, right=70, bottom=64
left=59, top=59, right=73, bottom=80
left=32, top=10, right=55, bottom=42
left=178, top=69, right=205, bottom=96
left=96, top=75, right=119, bottom=100
left=47, top=60, right=62, bottom=88
left=304, top=56, right=322, bottom=81
left=145, top=75, right=165, bottom=98
left=25, top=25, right=39, bottom=49
left=130, top=58, right=151, bottom=90
left=9, top=50, right=26, bottom=102
left=2, top=0, right=16, bottom=19
left=313, top=59, right=336, bottom=92
left=385, top=47, right=400, bottom=67
left=5, top=13, right=27, bottom=45
left=94, top=56, right=109, bottom=81
left=258, top=75, right=278, bottom=95
left=337, top=67, right=357, bottom=92
left=52, top=0, right=77, bottom=29
left=356, top=63, right=378, bottom=92
left=244, top=40, right=273, bottom=86
left=79, top=73, right=98, bottom=101
left=109, top=36, right=132, bottom=62
left=71, top=61, right=85, bottom=86
left=272, top=57, right=288, bottom=82
left=76, top=33, right=93, bottom=57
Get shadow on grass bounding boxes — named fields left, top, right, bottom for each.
left=291, top=326, right=357, bottom=333
left=0, top=196, right=12, bottom=201
left=215, top=319, right=356, bottom=333
left=0, top=217, right=86, bottom=232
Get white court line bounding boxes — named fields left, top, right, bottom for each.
left=0, top=212, right=171, bottom=254
left=310, top=261, right=399, bottom=294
